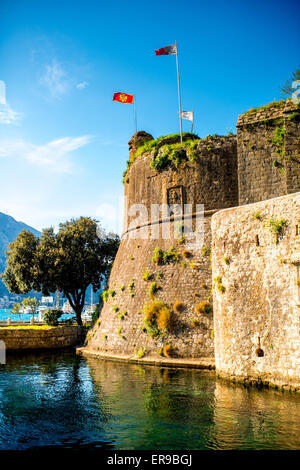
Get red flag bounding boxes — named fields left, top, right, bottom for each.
left=155, top=44, right=177, bottom=56
left=113, top=92, right=134, bottom=104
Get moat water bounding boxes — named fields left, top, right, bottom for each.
left=0, top=350, right=299, bottom=450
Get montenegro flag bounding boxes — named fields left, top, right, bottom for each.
left=113, top=92, right=134, bottom=104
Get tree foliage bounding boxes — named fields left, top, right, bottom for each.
left=280, top=66, right=300, bottom=98
left=2, top=217, right=119, bottom=325
left=22, top=297, right=40, bottom=316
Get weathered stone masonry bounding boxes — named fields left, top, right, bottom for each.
left=87, top=134, right=238, bottom=360
left=237, top=100, right=300, bottom=205
left=84, top=99, right=300, bottom=390
left=212, top=192, right=300, bottom=390
left=0, top=326, right=86, bottom=351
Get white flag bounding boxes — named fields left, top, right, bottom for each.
left=181, top=111, right=193, bottom=121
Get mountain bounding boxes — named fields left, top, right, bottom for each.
left=0, top=212, right=40, bottom=297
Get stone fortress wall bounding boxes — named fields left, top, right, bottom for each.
left=87, top=133, right=238, bottom=360
left=85, top=99, right=300, bottom=390
left=212, top=193, right=300, bottom=390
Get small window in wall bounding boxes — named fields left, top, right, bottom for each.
left=296, top=225, right=299, bottom=236
left=256, top=235, right=260, bottom=246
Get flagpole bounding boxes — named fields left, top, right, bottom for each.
left=175, top=40, right=183, bottom=144
left=134, top=94, right=137, bottom=134
left=192, top=109, right=194, bottom=134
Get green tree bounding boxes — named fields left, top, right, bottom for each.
left=11, top=302, right=22, bottom=321
left=22, top=297, right=39, bottom=317
left=280, top=65, right=300, bottom=98
left=2, top=217, right=119, bottom=325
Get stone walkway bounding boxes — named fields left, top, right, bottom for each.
left=76, top=347, right=215, bottom=369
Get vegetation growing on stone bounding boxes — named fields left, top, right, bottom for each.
left=143, top=269, right=153, bottom=281
left=163, top=344, right=174, bottom=357
left=182, top=249, right=192, bottom=258
left=253, top=211, right=262, bottom=220
left=112, top=305, right=119, bottom=313
left=143, top=300, right=173, bottom=337
left=244, top=100, right=286, bottom=116
left=152, top=247, right=164, bottom=264
left=191, top=318, right=199, bottom=327
left=128, top=279, right=135, bottom=296
left=109, top=289, right=116, bottom=297
left=288, top=112, right=300, bottom=122
left=173, top=300, right=184, bottom=313
left=195, top=302, right=212, bottom=314
left=272, top=123, right=285, bottom=159
left=152, top=246, right=180, bottom=265
left=156, top=271, right=163, bottom=280
left=149, top=281, right=159, bottom=298
left=201, top=246, right=209, bottom=256
left=102, top=290, right=109, bottom=302
left=266, top=217, right=287, bottom=243
left=223, top=256, right=230, bottom=265
left=214, top=276, right=226, bottom=294
left=189, top=261, right=198, bottom=269
left=135, top=346, right=146, bottom=358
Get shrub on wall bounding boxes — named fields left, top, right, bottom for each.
left=195, top=302, right=212, bottom=314
left=173, top=300, right=184, bottom=313
left=149, top=281, right=159, bottom=298
left=152, top=247, right=180, bottom=265
left=266, top=217, right=287, bottom=243
left=143, top=300, right=173, bottom=337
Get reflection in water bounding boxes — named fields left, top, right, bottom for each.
left=0, top=351, right=299, bottom=450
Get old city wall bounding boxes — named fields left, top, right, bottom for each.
left=86, top=134, right=238, bottom=359
left=237, top=100, right=300, bottom=205
left=211, top=192, right=300, bottom=390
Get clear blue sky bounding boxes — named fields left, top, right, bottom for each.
left=0, top=0, right=299, bottom=233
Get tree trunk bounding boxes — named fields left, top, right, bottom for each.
left=75, top=307, right=83, bottom=326
left=66, top=290, right=86, bottom=326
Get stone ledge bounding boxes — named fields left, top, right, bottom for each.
left=217, top=372, right=300, bottom=393
left=0, top=326, right=87, bottom=351
left=76, top=347, right=215, bottom=370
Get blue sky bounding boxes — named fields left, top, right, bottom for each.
left=0, top=0, right=299, bottom=233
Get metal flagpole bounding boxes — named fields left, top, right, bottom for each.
left=134, top=95, right=137, bottom=134
left=191, top=110, right=194, bottom=134
left=175, top=40, right=183, bottom=144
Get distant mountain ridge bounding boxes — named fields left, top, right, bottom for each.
left=0, top=212, right=40, bottom=296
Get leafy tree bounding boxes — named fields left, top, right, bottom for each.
left=22, top=297, right=39, bottom=317
left=2, top=217, right=119, bottom=325
left=11, top=302, right=22, bottom=321
left=280, top=65, right=300, bottom=98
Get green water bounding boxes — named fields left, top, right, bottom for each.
left=0, top=350, right=299, bottom=450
